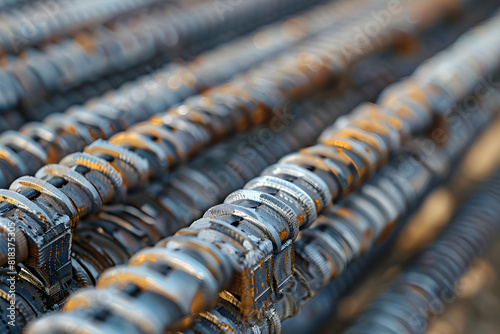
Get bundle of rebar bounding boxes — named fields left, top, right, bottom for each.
left=0, top=0, right=499, bottom=333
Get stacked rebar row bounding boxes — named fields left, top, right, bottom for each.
left=22, top=8, right=500, bottom=333
left=68, top=37, right=451, bottom=293
left=0, top=0, right=497, bottom=333
left=187, top=73, right=500, bottom=334
left=343, top=167, right=500, bottom=334
left=1, top=0, right=466, bottom=326
left=0, top=0, right=399, bottom=330
left=0, top=0, right=325, bottom=123
left=0, top=0, right=163, bottom=53
left=0, top=0, right=446, bottom=279
left=0, top=0, right=370, bottom=189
